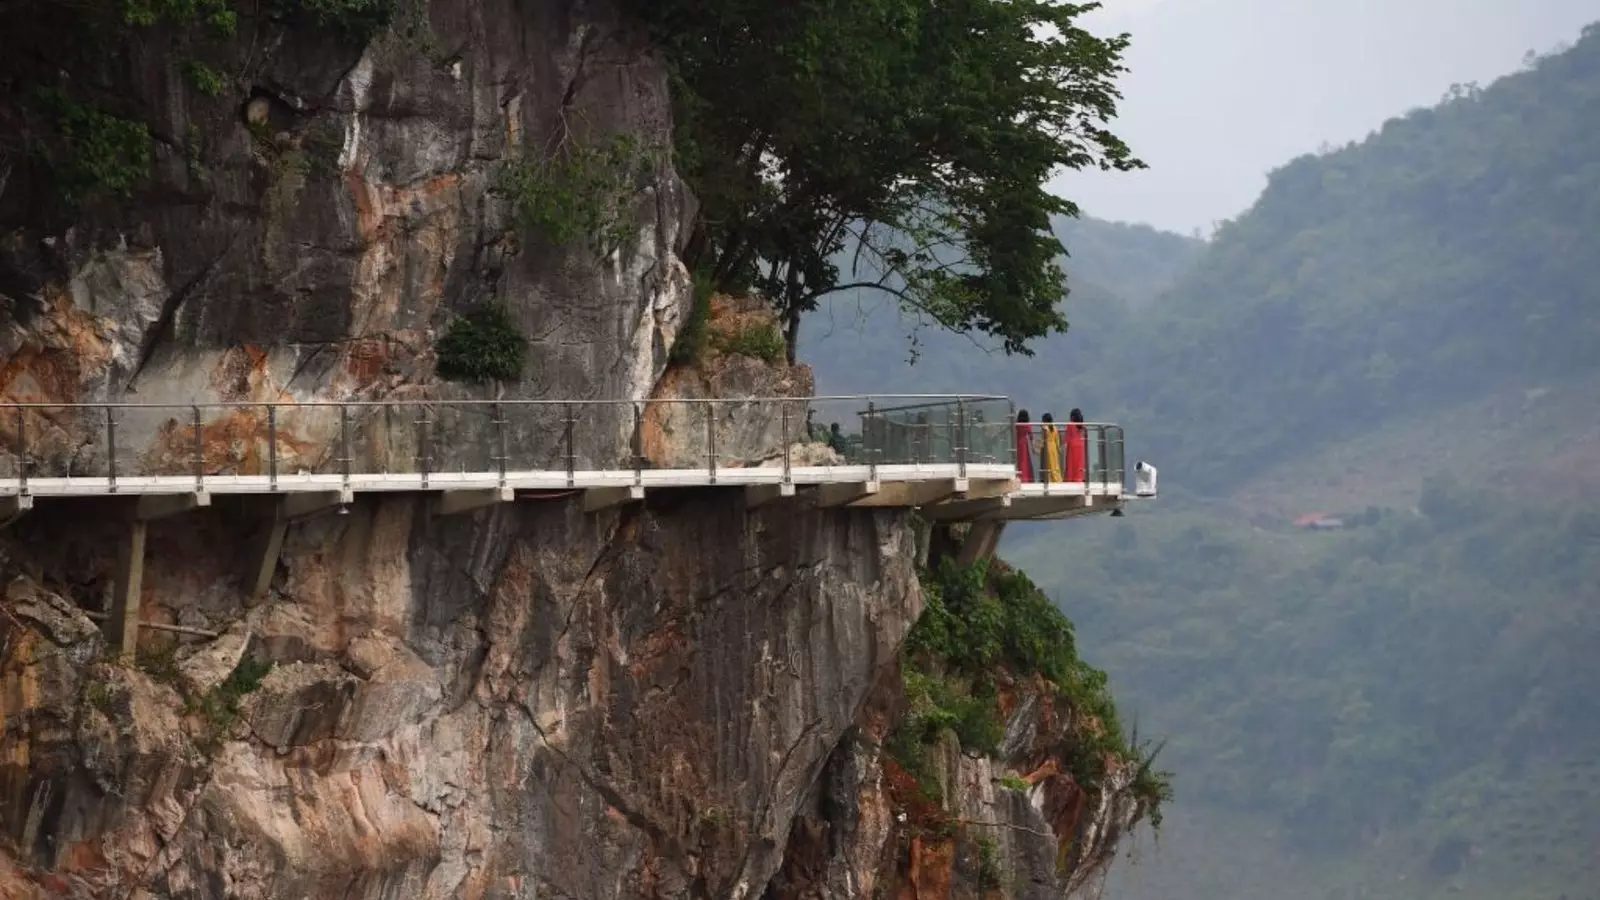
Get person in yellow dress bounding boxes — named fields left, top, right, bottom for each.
left=1040, top=412, right=1064, bottom=482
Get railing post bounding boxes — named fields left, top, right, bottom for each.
left=1009, top=401, right=1018, bottom=472
left=706, top=400, right=717, bottom=483
left=267, top=405, right=278, bottom=490
left=563, top=403, right=576, bottom=487
left=417, top=408, right=432, bottom=490
left=192, top=405, right=205, bottom=491
left=866, top=399, right=877, bottom=483
left=16, top=408, right=27, bottom=495
left=339, top=405, right=352, bottom=490
left=106, top=406, right=118, bottom=492
left=1100, top=425, right=1112, bottom=492
left=632, top=402, right=644, bottom=486
left=494, top=402, right=508, bottom=488
left=780, top=401, right=791, bottom=487
left=955, top=399, right=968, bottom=480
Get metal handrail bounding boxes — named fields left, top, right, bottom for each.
left=0, top=395, right=1126, bottom=491
left=0, top=393, right=1009, bottom=410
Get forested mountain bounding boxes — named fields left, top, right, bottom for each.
left=1075, top=24, right=1600, bottom=493
left=803, top=21, right=1600, bottom=900
left=800, top=213, right=1200, bottom=401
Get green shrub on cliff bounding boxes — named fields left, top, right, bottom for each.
left=892, top=557, right=1173, bottom=826
left=436, top=304, right=527, bottom=384
left=712, top=322, right=786, bottom=364
left=495, top=133, right=659, bottom=256
left=28, top=88, right=153, bottom=204
left=669, top=272, right=717, bottom=365
left=268, top=0, right=400, bottom=39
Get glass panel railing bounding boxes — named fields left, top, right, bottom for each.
left=0, top=396, right=1127, bottom=491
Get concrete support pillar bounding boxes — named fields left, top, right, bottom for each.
left=245, top=519, right=289, bottom=607
left=955, top=521, right=1006, bottom=567
left=106, top=520, right=148, bottom=657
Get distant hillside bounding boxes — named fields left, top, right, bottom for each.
left=1051, top=215, right=1204, bottom=307
left=798, top=214, right=1201, bottom=400
left=1093, top=24, right=1600, bottom=493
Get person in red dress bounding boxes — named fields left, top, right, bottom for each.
left=1065, top=407, right=1088, bottom=482
left=1014, top=409, right=1035, bottom=482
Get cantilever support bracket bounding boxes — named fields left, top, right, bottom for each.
left=810, top=481, right=879, bottom=508
left=240, top=489, right=353, bottom=607
left=955, top=521, right=1007, bottom=566
left=280, top=488, right=354, bottom=520
left=433, top=486, right=514, bottom=517
left=922, top=495, right=1012, bottom=522
left=953, top=478, right=1017, bottom=501
left=846, top=478, right=961, bottom=509
left=134, top=491, right=211, bottom=521
left=1, top=494, right=32, bottom=520
left=583, top=485, right=645, bottom=513
left=745, top=483, right=796, bottom=510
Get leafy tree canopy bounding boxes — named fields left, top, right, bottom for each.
left=623, top=0, right=1142, bottom=359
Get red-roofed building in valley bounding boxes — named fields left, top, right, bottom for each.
left=1294, top=513, right=1346, bottom=531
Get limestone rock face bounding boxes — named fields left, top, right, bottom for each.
left=643, top=296, right=817, bottom=469
left=764, top=672, right=1150, bottom=900
left=0, top=494, right=922, bottom=899
left=0, top=0, right=692, bottom=473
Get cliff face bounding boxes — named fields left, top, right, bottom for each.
left=0, top=3, right=1153, bottom=898
left=2, top=490, right=920, bottom=898
left=0, top=0, right=689, bottom=414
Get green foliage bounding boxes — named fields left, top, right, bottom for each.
left=495, top=133, right=658, bottom=256
left=121, top=0, right=237, bottom=34
left=193, top=655, right=274, bottom=752
left=998, top=774, right=1030, bottom=792
left=181, top=59, right=226, bottom=96
left=28, top=88, right=152, bottom=204
left=268, top=0, right=400, bottom=40
left=436, top=304, right=527, bottom=384
left=669, top=272, right=716, bottom=365
left=893, top=557, right=1172, bottom=827
left=974, top=835, right=1003, bottom=889
left=712, top=322, right=786, bottom=364
left=622, top=0, right=1142, bottom=357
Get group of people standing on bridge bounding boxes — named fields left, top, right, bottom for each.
left=1014, top=408, right=1087, bottom=483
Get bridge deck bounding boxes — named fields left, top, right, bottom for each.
left=0, top=465, right=1119, bottom=522
left=0, top=395, right=1136, bottom=654
left=0, top=394, right=1129, bottom=522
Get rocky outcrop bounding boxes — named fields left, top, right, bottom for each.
left=642, top=296, right=816, bottom=469
left=765, top=671, right=1148, bottom=900
left=1, top=490, right=921, bottom=898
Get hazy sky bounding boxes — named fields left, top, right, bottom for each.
left=1051, top=0, right=1600, bottom=234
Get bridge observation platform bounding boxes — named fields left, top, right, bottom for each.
left=0, top=395, right=1138, bottom=653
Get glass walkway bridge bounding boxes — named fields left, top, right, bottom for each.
left=0, top=394, right=1140, bottom=654
left=0, top=394, right=1128, bottom=519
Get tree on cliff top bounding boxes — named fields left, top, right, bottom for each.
left=624, top=0, right=1142, bottom=361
